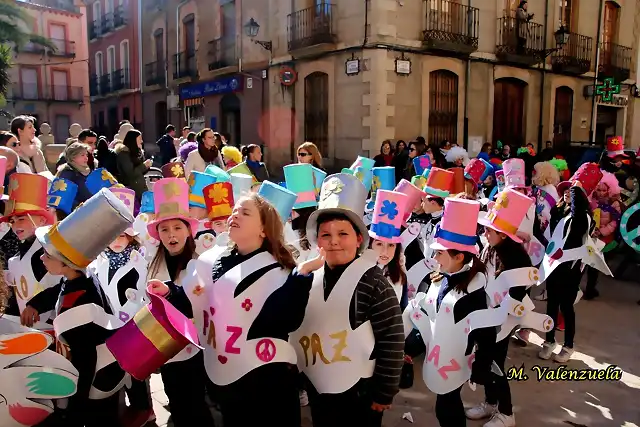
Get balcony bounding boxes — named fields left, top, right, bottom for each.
left=16, top=42, right=45, bottom=55
left=102, top=12, right=114, bottom=34
left=496, top=16, right=545, bottom=66
left=145, top=60, right=166, bottom=86
left=9, top=83, right=82, bottom=102
left=90, top=75, right=100, bottom=96
left=111, top=69, right=131, bottom=91
left=173, top=51, right=197, bottom=80
left=423, top=0, right=479, bottom=55
left=48, top=39, right=75, bottom=57
left=114, top=5, right=127, bottom=28
left=99, top=74, right=111, bottom=94
left=287, top=3, right=336, bottom=52
left=208, top=38, right=237, bottom=71
left=89, top=20, right=101, bottom=40
left=146, top=0, right=165, bottom=11
left=599, top=42, right=631, bottom=82
left=551, top=32, right=592, bottom=75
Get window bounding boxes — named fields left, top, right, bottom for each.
left=428, top=70, right=458, bottom=145
left=120, top=40, right=130, bottom=83
left=154, top=29, right=164, bottom=61
left=93, top=1, right=101, bottom=26
left=603, top=1, right=619, bottom=44
left=105, top=0, right=113, bottom=14
left=304, top=72, right=329, bottom=155
left=558, top=0, right=573, bottom=29
left=20, top=68, right=39, bottom=99
left=55, top=115, right=71, bottom=144
left=504, top=0, right=518, bottom=16
left=221, top=1, right=236, bottom=37
left=107, top=46, right=116, bottom=74
left=52, top=70, right=69, bottom=101
left=95, top=52, right=103, bottom=76
left=183, top=14, right=195, bottom=53
left=50, top=24, right=66, bottom=53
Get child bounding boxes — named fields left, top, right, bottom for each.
left=21, top=189, right=134, bottom=427
left=531, top=161, right=560, bottom=239
left=283, top=163, right=319, bottom=262
left=1, top=174, right=60, bottom=321
left=404, top=198, right=499, bottom=427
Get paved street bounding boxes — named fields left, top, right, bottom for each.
left=148, top=262, right=640, bottom=427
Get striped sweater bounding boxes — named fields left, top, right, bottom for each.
left=323, top=261, right=405, bottom=405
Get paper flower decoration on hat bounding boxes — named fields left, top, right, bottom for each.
left=494, top=191, right=509, bottom=211
left=53, top=180, right=67, bottom=192
left=163, top=181, right=181, bottom=199
left=208, top=184, right=230, bottom=203
left=380, top=200, right=399, bottom=220
left=371, top=175, right=381, bottom=193
left=322, top=178, right=345, bottom=202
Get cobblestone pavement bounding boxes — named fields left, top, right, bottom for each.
left=149, top=268, right=640, bottom=427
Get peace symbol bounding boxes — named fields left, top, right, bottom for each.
left=255, top=339, right=276, bottom=363
left=621, top=202, right=640, bottom=252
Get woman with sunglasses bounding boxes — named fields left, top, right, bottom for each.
left=297, top=142, right=324, bottom=170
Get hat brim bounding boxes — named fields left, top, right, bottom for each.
left=147, top=215, right=200, bottom=241
left=430, top=238, right=479, bottom=256
left=607, top=151, right=629, bottom=158
left=477, top=212, right=523, bottom=243
left=307, top=208, right=369, bottom=254
left=368, top=230, right=402, bottom=244
left=35, top=225, right=85, bottom=271
left=557, top=181, right=571, bottom=195
left=0, top=209, right=55, bottom=225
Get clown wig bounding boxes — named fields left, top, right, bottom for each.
left=178, top=141, right=198, bottom=162
left=445, top=146, right=470, bottom=166
left=596, top=170, right=621, bottom=197
left=532, top=161, right=560, bottom=187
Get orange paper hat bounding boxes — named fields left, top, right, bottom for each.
left=203, top=182, right=234, bottom=221
left=449, top=167, right=465, bottom=195
left=1, top=173, right=54, bottom=224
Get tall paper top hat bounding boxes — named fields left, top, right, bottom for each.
left=372, top=167, right=395, bottom=193
left=106, top=286, right=201, bottom=381
left=478, top=188, right=533, bottom=243
left=140, top=191, right=155, bottom=214
left=307, top=173, right=369, bottom=253
left=413, top=154, right=432, bottom=176
left=0, top=156, right=6, bottom=198
left=161, top=162, right=185, bottom=179
left=353, top=166, right=373, bottom=193
left=204, top=164, right=231, bottom=183
left=312, top=166, right=327, bottom=198
left=284, top=163, right=318, bottom=209
left=557, top=162, right=602, bottom=196
left=369, top=190, right=409, bottom=244
left=228, top=163, right=257, bottom=182
left=47, top=178, right=78, bottom=215
left=503, top=158, right=527, bottom=189
left=110, top=187, right=137, bottom=236
left=258, top=180, right=298, bottom=223
left=411, top=175, right=427, bottom=192
left=465, top=158, right=489, bottom=186
left=188, top=171, right=218, bottom=208
left=424, top=167, right=454, bottom=198
left=147, top=178, right=199, bottom=240
left=86, top=168, right=118, bottom=195
left=230, top=173, right=253, bottom=202
left=450, top=167, right=465, bottom=194
left=341, top=168, right=355, bottom=176
left=394, top=179, right=425, bottom=221
left=35, top=189, right=134, bottom=270
left=606, top=136, right=628, bottom=157
left=1, top=173, right=54, bottom=224
left=350, top=156, right=375, bottom=171
left=204, top=182, right=234, bottom=221
left=430, top=198, right=480, bottom=255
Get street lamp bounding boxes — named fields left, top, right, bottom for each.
left=554, top=25, right=570, bottom=47
left=244, top=18, right=272, bottom=52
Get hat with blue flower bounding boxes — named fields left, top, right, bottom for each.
left=369, top=190, right=409, bottom=244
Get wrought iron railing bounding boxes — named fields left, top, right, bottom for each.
left=551, top=32, right=592, bottom=74
left=111, top=69, right=131, bottom=91
left=208, top=37, right=236, bottom=71
left=173, top=51, right=197, bottom=79
left=10, top=83, right=41, bottom=100
left=16, top=42, right=45, bottom=54
left=287, top=3, right=336, bottom=51
left=599, top=42, right=631, bottom=79
left=89, top=20, right=101, bottom=39
left=114, top=5, right=127, bottom=28
left=423, top=0, right=479, bottom=50
left=99, top=74, right=112, bottom=94
left=89, top=75, right=100, bottom=96
left=9, top=83, right=82, bottom=102
left=102, top=12, right=114, bottom=33
left=496, top=16, right=545, bottom=58
left=145, top=60, right=166, bottom=86
left=50, top=85, right=83, bottom=102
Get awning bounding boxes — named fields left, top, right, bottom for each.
left=183, top=97, right=204, bottom=107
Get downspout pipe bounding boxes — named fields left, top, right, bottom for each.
left=537, top=0, right=550, bottom=154
left=463, top=0, right=471, bottom=150
left=175, top=0, right=188, bottom=125
left=589, top=0, right=605, bottom=143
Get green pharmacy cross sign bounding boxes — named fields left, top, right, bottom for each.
left=595, top=78, right=621, bottom=102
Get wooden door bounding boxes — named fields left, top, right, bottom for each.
left=493, top=78, right=526, bottom=146
left=602, top=1, right=619, bottom=64
left=553, top=86, right=573, bottom=148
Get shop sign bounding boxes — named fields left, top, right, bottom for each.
left=180, top=75, right=243, bottom=100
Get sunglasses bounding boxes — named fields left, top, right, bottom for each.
left=409, top=147, right=416, bottom=152
left=298, top=152, right=310, bottom=157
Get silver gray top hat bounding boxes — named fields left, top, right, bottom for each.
left=36, top=188, right=134, bottom=270
left=306, top=173, right=369, bottom=253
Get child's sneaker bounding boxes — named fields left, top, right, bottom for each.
left=465, top=402, right=497, bottom=420
left=553, top=346, right=574, bottom=363
left=484, top=412, right=516, bottom=427
left=538, top=341, right=556, bottom=360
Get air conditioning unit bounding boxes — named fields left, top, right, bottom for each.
left=167, top=94, right=180, bottom=110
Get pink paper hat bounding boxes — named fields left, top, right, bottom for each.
left=369, top=190, right=409, bottom=244
left=110, top=187, right=138, bottom=236
left=478, top=188, right=533, bottom=243
left=503, top=158, right=527, bottom=189
left=464, top=158, right=488, bottom=186
left=393, top=179, right=425, bottom=222
left=0, top=156, right=6, bottom=200
left=430, top=198, right=480, bottom=255
left=147, top=178, right=199, bottom=240
left=106, top=286, right=202, bottom=381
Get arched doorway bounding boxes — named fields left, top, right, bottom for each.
left=304, top=72, right=329, bottom=155
left=493, top=78, right=527, bottom=146
left=553, top=86, right=573, bottom=148
left=220, top=93, right=241, bottom=147
left=155, top=101, right=167, bottom=140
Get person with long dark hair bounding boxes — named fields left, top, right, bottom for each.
left=95, top=136, right=119, bottom=178
left=184, top=128, right=225, bottom=177
left=373, top=140, right=395, bottom=167
left=115, top=130, right=152, bottom=202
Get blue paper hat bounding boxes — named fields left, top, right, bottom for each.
left=278, top=182, right=287, bottom=188
left=258, top=180, right=298, bottom=223
left=284, top=163, right=318, bottom=209
left=47, top=178, right=78, bottom=214
left=312, top=167, right=326, bottom=199
left=413, top=155, right=432, bottom=176
left=353, top=166, right=373, bottom=193
left=230, top=173, right=253, bottom=203
left=372, top=167, right=395, bottom=193
left=86, top=168, right=118, bottom=194
left=204, top=164, right=231, bottom=183
left=188, top=171, right=218, bottom=208
left=350, top=156, right=375, bottom=171
left=480, top=159, right=494, bottom=181
left=140, top=191, right=155, bottom=213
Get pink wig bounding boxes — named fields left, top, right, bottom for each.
left=597, top=170, right=620, bottom=196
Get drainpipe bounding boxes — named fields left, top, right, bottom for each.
left=536, top=0, right=550, bottom=154
left=463, top=0, right=471, bottom=150
left=137, top=0, right=143, bottom=94
left=589, top=0, right=605, bottom=143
